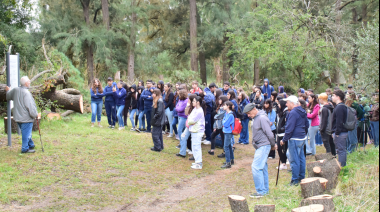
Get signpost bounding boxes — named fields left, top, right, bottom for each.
left=6, top=48, right=20, bottom=147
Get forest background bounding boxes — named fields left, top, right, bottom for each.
left=0, top=0, right=379, bottom=102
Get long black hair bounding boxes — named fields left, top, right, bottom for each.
left=194, top=96, right=207, bottom=116
left=264, top=99, right=273, bottom=114
left=228, top=90, right=236, bottom=101
left=164, top=83, right=172, bottom=102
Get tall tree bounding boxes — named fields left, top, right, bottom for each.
left=102, top=0, right=110, bottom=30
left=189, top=0, right=198, bottom=72
left=128, top=0, right=137, bottom=82
left=80, top=0, right=95, bottom=85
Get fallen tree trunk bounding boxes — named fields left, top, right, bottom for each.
left=228, top=195, right=250, bottom=212
left=292, top=204, right=325, bottom=212
left=254, top=205, right=276, bottom=212
left=301, top=178, right=327, bottom=199
left=62, top=110, right=75, bottom=117
left=300, top=195, right=334, bottom=212
left=4, top=117, right=41, bottom=134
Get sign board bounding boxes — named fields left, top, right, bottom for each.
left=8, top=54, right=19, bottom=109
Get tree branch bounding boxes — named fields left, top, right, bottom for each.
left=30, top=70, right=54, bottom=84
left=94, top=7, right=102, bottom=23
left=42, top=38, right=53, bottom=68
left=339, top=0, right=359, bottom=10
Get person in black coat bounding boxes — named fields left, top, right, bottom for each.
left=151, top=89, right=165, bottom=152
left=277, top=97, right=289, bottom=170
left=126, top=84, right=139, bottom=131
left=163, top=83, right=175, bottom=137
left=122, top=82, right=130, bottom=126
left=253, top=89, right=264, bottom=110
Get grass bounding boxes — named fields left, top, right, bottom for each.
left=0, top=114, right=378, bottom=211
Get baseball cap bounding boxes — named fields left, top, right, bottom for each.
left=283, top=95, right=299, bottom=104
left=107, top=77, right=113, bottom=81
left=243, top=103, right=257, bottom=114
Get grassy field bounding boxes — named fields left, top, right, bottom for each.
left=0, top=114, right=378, bottom=212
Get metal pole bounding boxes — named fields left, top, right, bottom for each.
left=16, top=53, right=21, bottom=135
left=6, top=51, right=11, bottom=147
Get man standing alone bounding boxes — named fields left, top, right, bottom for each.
left=243, top=103, right=275, bottom=198
left=281, top=96, right=309, bottom=186
left=6, top=76, right=39, bottom=153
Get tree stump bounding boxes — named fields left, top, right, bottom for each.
left=292, top=204, right=325, bottom=212
left=307, top=158, right=341, bottom=191
left=254, top=204, right=275, bottom=212
left=315, top=153, right=334, bottom=161
left=4, top=117, right=41, bottom=134
left=301, top=178, right=328, bottom=199
left=300, top=195, right=335, bottom=212
left=228, top=195, right=250, bottom=212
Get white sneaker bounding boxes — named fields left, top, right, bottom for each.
left=175, top=135, right=180, bottom=140
left=268, top=157, right=274, bottom=160
left=162, top=131, right=166, bottom=134
left=119, top=127, right=125, bottom=131
left=191, top=163, right=202, bottom=170
left=130, top=128, right=136, bottom=131
left=277, top=164, right=288, bottom=170
left=168, top=134, right=174, bottom=138
left=286, top=160, right=290, bottom=165
left=203, top=140, right=211, bottom=145
left=188, top=151, right=193, bottom=155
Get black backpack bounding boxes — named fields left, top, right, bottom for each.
left=344, top=105, right=357, bottom=131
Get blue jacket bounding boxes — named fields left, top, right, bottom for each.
left=104, top=82, right=117, bottom=102
left=204, top=88, right=215, bottom=114
left=137, top=95, right=145, bottom=111
left=220, top=88, right=237, bottom=96
left=283, top=106, right=309, bottom=142
left=90, top=88, right=105, bottom=102
left=141, top=87, right=155, bottom=110
left=231, top=99, right=239, bottom=117
left=266, top=109, right=277, bottom=131
left=223, top=111, right=235, bottom=134
left=113, top=87, right=127, bottom=106
left=261, top=78, right=274, bottom=100
left=239, top=99, right=249, bottom=120
left=278, top=86, right=287, bottom=98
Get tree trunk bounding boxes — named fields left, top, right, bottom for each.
left=254, top=205, right=276, bottom=212
left=254, top=58, right=260, bottom=86
left=214, top=57, right=222, bottom=84
left=189, top=0, right=198, bottom=73
left=307, top=159, right=342, bottom=191
left=87, top=44, right=95, bottom=85
left=102, top=0, right=110, bottom=30
left=62, top=110, right=75, bottom=117
left=300, top=178, right=327, bottom=199
left=352, top=8, right=358, bottom=23
left=228, top=195, right=250, bottom=212
left=292, top=205, right=325, bottom=212
left=128, top=0, right=137, bottom=82
left=222, top=36, right=230, bottom=83
left=4, top=117, right=41, bottom=134
left=199, top=51, right=207, bottom=85
left=362, top=3, right=367, bottom=26
left=82, top=0, right=91, bottom=25
left=300, top=195, right=335, bottom=212
left=43, top=88, right=84, bottom=113
left=334, top=0, right=342, bottom=85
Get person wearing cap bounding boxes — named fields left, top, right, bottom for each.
left=261, top=79, right=274, bottom=101
left=243, top=103, right=275, bottom=198
left=104, top=77, right=118, bottom=129
left=281, top=96, right=309, bottom=186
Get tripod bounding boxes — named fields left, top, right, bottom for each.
left=357, top=119, right=370, bottom=153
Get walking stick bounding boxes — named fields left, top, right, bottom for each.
left=275, top=153, right=281, bottom=186
left=37, top=118, right=44, bottom=152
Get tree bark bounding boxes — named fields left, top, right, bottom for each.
left=102, top=0, right=110, bottom=30
left=315, top=153, right=334, bottom=161
left=307, top=159, right=342, bottom=191
left=199, top=51, right=207, bottom=85
left=222, top=36, right=230, bottom=83
left=362, top=3, right=367, bottom=26
left=128, top=0, right=137, bottom=82
left=43, top=88, right=84, bottom=113
left=300, top=195, right=335, bottom=212
left=334, top=0, right=342, bottom=85
left=254, top=58, right=260, bottom=86
left=300, top=178, right=327, bottom=199
left=189, top=0, right=198, bottom=73
left=214, top=58, right=222, bottom=84
left=292, top=204, right=325, bottom=212
left=228, top=195, right=250, bottom=212
left=254, top=205, right=276, bottom=212
left=81, top=0, right=94, bottom=85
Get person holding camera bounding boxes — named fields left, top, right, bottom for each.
left=261, top=79, right=274, bottom=101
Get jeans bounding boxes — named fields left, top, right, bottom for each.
left=347, top=120, right=359, bottom=153
left=238, top=119, right=250, bottom=144
left=165, top=108, right=174, bottom=135
left=370, top=121, right=379, bottom=147
left=205, top=113, right=212, bottom=141
left=105, top=101, right=116, bottom=126
left=116, top=105, right=125, bottom=127
left=179, top=128, right=191, bottom=156
left=178, top=117, right=187, bottom=140
left=17, top=122, right=35, bottom=153
left=251, top=145, right=271, bottom=195
left=306, top=125, right=318, bottom=155
left=316, top=131, right=323, bottom=145
left=172, top=117, right=178, bottom=135
left=321, top=132, right=336, bottom=156
left=211, top=129, right=224, bottom=150
left=91, top=101, right=103, bottom=123
left=192, top=132, right=203, bottom=164
left=144, top=109, right=152, bottom=132
left=129, top=109, right=138, bottom=128
left=138, top=110, right=146, bottom=130
left=224, top=133, right=235, bottom=163
left=334, top=133, right=349, bottom=167
left=288, top=139, right=306, bottom=182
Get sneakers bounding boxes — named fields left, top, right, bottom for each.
left=289, top=180, right=300, bottom=186
left=189, top=156, right=195, bottom=161
left=268, top=157, right=274, bottom=160
left=168, top=134, right=174, bottom=138
left=202, top=140, right=211, bottom=145
left=176, top=154, right=186, bottom=158
left=21, top=149, right=36, bottom=154
left=135, top=128, right=141, bottom=133
left=217, top=153, right=226, bottom=158
left=141, top=128, right=147, bottom=132
left=119, top=127, right=125, bottom=131
left=108, top=125, right=112, bottom=128
left=222, top=159, right=234, bottom=166
left=176, top=145, right=181, bottom=149
left=98, top=125, right=103, bottom=128
left=208, top=150, right=214, bottom=155
left=111, top=126, right=115, bottom=129
left=175, top=135, right=180, bottom=140
left=249, top=193, right=265, bottom=199
left=187, top=150, right=193, bottom=155
left=221, top=162, right=232, bottom=169
left=191, top=163, right=202, bottom=170
left=130, top=128, right=136, bottom=131
left=162, top=131, right=166, bottom=134
left=276, top=164, right=288, bottom=170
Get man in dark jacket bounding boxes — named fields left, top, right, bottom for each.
left=220, top=81, right=236, bottom=96
left=318, top=93, right=336, bottom=156
left=202, top=83, right=217, bottom=145
left=141, top=80, right=156, bottom=133
left=332, top=89, right=349, bottom=167
left=104, top=77, right=117, bottom=129
left=281, top=96, right=309, bottom=186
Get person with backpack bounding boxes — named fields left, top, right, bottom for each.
left=209, top=96, right=229, bottom=156
left=243, top=103, right=275, bottom=198
left=306, top=94, right=320, bottom=156
left=264, top=99, right=277, bottom=159
left=113, top=82, right=127, bottom=130
left=104, top=77, right=117, bottom=129
left=345, top=91, right=362, bottom=153
left=332, top=89, right=350, bottom=167
left=276, top=97, right=289, bottom=170
left=318, top=93, right=336, bottom=156
left=221, top=101, right=235, bottom=169
left=238, top=92, right=250, bottom=145
left=151, top=89, right=165, bottom=152
left=261, top=79, right=274, bottom=101
left=126, top=84, right=139, bottom=132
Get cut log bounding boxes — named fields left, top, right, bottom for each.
left=45, top=89, right=84, bottom=113
left=302, top=178, right=328, bottom=190
left=228, top=195, right=250, bottom=212
left=47, top=113, right=61, bottom=120
left=4, top=117, right=41, bottom=134
left=61, top=110, right=75, bottom=117
left=300, top=178, right=326, bottom=199
left=301, top=195, right=334, bottom=212
left=254, top=204, right=275, bottom=212
left=313, top=167, right=323, bottom=176
left=292, top=204, right=325, bottom=212
left=307, top=158, right=341, bottom=191
left=315, top=153, right=334, bottom=161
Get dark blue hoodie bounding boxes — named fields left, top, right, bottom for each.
left=204, top=87, right=215, bottom=114
left=283, top=106, right=309, bottom=142
left=278, top=86, right=287, bottom=98
left=239, top=98, right=249, bottom=120
left=261, top=78, right=274, bottom=100
left=137, top=86, right=145, bottom=111
left=104, top=82, right=117, bottom=102
left=141, top=87, right=155, bottom=110
left=113, top=87, right=127, bottom=106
